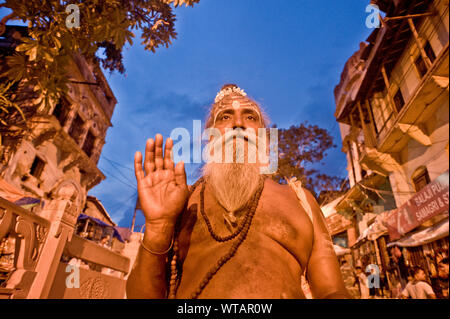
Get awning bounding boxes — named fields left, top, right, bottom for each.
left=0, top=177, right=25, bottom=202
left=77, top=213, right=125, bottom=243
left=114, top=226, right=132, bottom=242
left=321, top=195, right=345, bottom=218
left=334, top=244, right=351, bottom=256
left=383, top=171, right=449, bottom=240
left=355, top=213, right=389, bottom=244
left=387, top=218, right=449, bottom=248
left=356, top=227, right=371, bottom=243
left=0, top=177, right=41, bottom=210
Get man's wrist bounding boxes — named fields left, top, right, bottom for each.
left=142, top=220, right=176, bottom=251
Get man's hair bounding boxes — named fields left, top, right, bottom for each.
left=412, top=266, right=424, bottom=276
left=205, top=84, right=270, bottom=128
left=221, top=83, right=238, bottom=91
left=439, top=257, right=449, bottom=265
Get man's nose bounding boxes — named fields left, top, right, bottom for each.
left=232, top=116, right=245, bottom=130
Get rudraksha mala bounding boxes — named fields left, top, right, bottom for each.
left=167, top=175, right=266, bottom=299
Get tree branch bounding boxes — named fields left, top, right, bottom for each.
left=0, top=13, right=18, bottom=36
left=69, top=80, right=100, bottom=86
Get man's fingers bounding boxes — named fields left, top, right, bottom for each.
left=154, top=134, right=164, bottom=170
left=134, top=152, right=144, bottom=181
left=164, top=137, right=174, bottom=170
left=144, top=138, right=155, bottom=175
left=174, top=161, right=187, bottom=186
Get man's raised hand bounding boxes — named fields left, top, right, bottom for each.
left=134, top=134, right=189, bottom=229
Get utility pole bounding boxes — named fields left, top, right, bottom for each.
left=131, top=195, right=139, bottom=232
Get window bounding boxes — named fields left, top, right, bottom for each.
left=82, top=130, right=96, bottom=157
left=414, top=42, right=436, bottom=78
left=68, top=114, right=85, bottom=144
left=30, top=156, right=45, bottom=179
left=393, top=89, right=405, bottom=113
left=412, top=168, right=430, bottom=192
left=424, top=41, right=436, bottom=64
left=414, top=54, right=428, bottom=78
left=52, top=97, right=69, bottom=127
left=367, top=100, right=379, bottom=135
left=332, top=231, right=348, bottom=248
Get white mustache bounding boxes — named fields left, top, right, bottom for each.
left=214, top=128, right=259, bottom=148
left=206, top=128, right=261, bottom=164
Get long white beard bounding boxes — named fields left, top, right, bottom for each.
left=202, top=162, right=261, bottom=217
left=201, top=129, right=263, bottom=226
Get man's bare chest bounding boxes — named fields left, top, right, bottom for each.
left=176, top=193, right=313, bottom=268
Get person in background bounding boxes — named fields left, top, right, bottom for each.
left=388, top=270, right=403, bottom=299
left=356, top=266, right=369, bottom=299
left=432, top=257, right=449, bottom=299
left=435, top=248, right=448, bottom=264
left=368, top=266, right=378, bottom=299
left=378, top=272, right=388, bottom=298
left=401, top=266, right=436, bottom=299
left=100, top=234, right=111, bottom=248
left=340, top=260, right=358, bottom=299
left=390, top=246, right=408, bottom=288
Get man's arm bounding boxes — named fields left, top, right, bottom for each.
left=126, top=222, right=174, bottom=299
left=401, top=285, right=410, bottom=299
left=126, top=135, right=189, bottom=299
left=302, top=189, right=352, bottom=299
left=422, top=282, right=437, bottom=299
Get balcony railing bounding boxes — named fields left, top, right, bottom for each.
left=63, top=234, right=130, bottom=275
left=0, top=197, right=50, bottom=298
left=47, top=234, right=130, bottom=299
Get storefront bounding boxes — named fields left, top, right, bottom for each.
left=387, top=218, right=449, bottom=281
left=382, top=171, right=449, bottom=295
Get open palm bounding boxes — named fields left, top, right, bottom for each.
left=134, top=134, right=189, bottom=226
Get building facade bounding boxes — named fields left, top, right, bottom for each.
left=0, top=26, right=135, bottom=299
left=333, top=0, right=449, bottom=297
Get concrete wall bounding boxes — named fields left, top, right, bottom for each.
left=48, top=262, right=126, bottom=299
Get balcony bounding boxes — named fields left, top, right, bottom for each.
left=47, top=234, right=130, bottom=299
left=376, top=44, right=449, bottom=153
left=28, top=114, right=105, bottom=189
left=0, top=196, right=131, bottom=299
left=344, top=44, right=448, bottom=176
left=0, top=197, right=51, bottom=299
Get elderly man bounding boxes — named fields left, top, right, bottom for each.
left=126, top=84, right=350, bottom=299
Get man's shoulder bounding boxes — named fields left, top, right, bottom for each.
left=263, top=179, right=308, bottom=208
left=262, top=179, right=316, bottom=225
left=417, top=281, right=433, bottom=289
left=264, top=178, right=290, bottom=192
left=264, top=178, right=307, bottom=200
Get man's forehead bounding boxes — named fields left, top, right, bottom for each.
left=219, top=106, right=260, bottom=114
left=218, top=94, right=257, bottom=107
left=214, top=95, right=260, bottom=114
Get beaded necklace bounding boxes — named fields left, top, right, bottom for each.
left=167, top=175, right=266, bottom=299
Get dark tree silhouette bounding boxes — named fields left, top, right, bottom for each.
left=272, top=122, right=348, bottom=203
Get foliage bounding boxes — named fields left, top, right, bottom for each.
left=272, top=122, right=348, bottom=200
left=0, top=0, right=200, bottom=126
left=0, top=81, right=24, bottom=125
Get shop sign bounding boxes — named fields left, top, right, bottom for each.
left=383, top=171, right=449, bottom=240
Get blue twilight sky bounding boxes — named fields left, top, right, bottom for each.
left=3, top=1, right=375, bottom=228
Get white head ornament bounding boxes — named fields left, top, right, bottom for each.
left=212, top=85, right=263, bottom=126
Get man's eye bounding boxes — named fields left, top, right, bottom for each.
left=222, top=115, right=230, bottom=120
left=247, top=115, right=256, bottom=120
